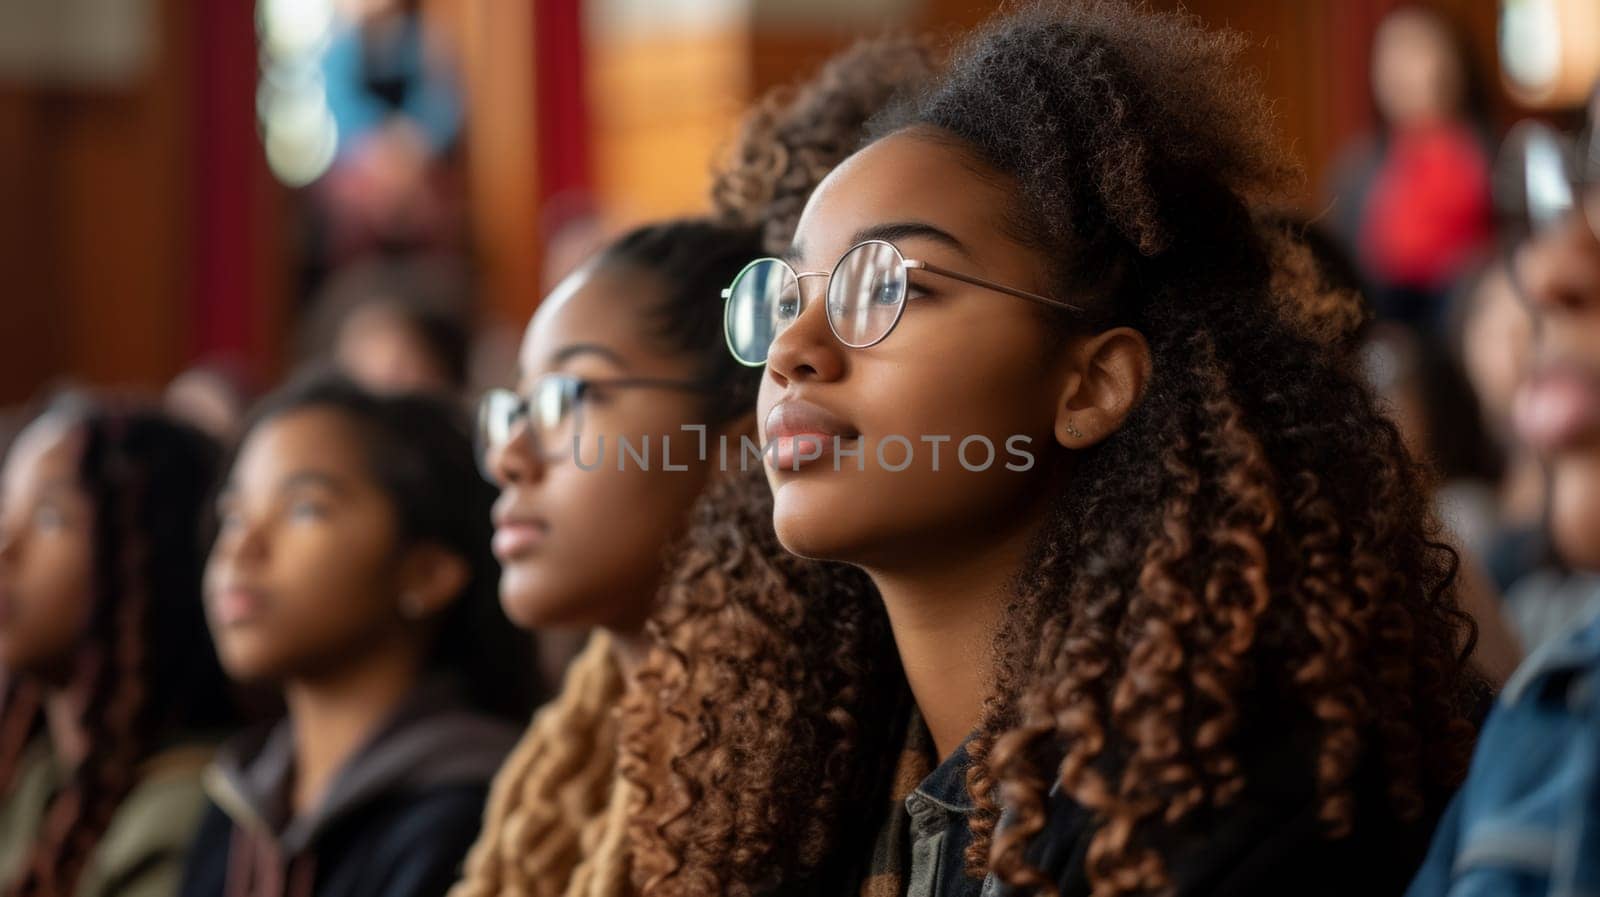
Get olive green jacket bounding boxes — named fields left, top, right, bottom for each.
left=0, top=738, right=214, bottom=897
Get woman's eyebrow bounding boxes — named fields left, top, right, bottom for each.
left=785, top=222, right=974, bottom=268
left=850, top=221, right=974, bottom=259
left=278, top=471, right=349, bottom=496
left=547, top=342, right=630, bottom=371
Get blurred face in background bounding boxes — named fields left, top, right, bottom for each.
left=1372, top=8, right=1465, bottom=127
left=1461, top=263, right=1535, bottom=440
left=336, top=302, right=453, bottom=396
left=1512, top=183, right=1600, bottom=568
left=206, top=408, right=417, bottom=682
left=0, top=415, right=94, bottom=680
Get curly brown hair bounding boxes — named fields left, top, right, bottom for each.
left=710, top=34, right=942, bottom=254
left=617, top=32, right=939, bottom=897
left=622, top=4, right=1483, bottom=896
left=0, top=397, right=235, bottom=897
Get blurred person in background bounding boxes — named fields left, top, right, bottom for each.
left=0, top=397, right=236, bottom=897
left=1407, top=86, right=1600, bottom=897
left=460, top=218, right=765, bottom=897
left=449, top=36, right=938, bottom=897
left=1328, top=4, right=1495, bottom=335
left=1455, top=261, right=1549, bottom=590
left=1452, top=260, right=1600, bottom=653
left=164, top=361, right=257, bottom=445
left=180, top=376, right=536, bottom=897
left=316, top=0, right=465, bottom=261
left=299, top=256, right=472, bottom=398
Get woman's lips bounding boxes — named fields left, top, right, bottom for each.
left=492, top=519, right=549, bottom=561
left=1514, top=362, right=1600, bottom=454
left=764, top=399, right=860, bottom=471
left=210, top=585, right=267, bottom=627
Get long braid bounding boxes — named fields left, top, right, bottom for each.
left=449, top=632, right=629, bottom=897
left=3, top=402, right=229, bottom=897
left=0, top=684, right=43, bottom=797
left=10, top=415, right=153, bottom=897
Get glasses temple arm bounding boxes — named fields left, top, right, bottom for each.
left=906, top=259, right=1082, bottom=312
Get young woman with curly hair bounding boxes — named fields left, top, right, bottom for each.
left=446, top=38, right=938, bottom=897
left=0, top=396, right=236, bottom=897
left=622, top=4, right=1487, bottom=896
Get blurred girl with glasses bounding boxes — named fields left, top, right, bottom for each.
left=623, top=4, right=1491, bottom=896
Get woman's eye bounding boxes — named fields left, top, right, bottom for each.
left=32, top=505, right=67, bottom=530
left=872, top=276, right=902, bottom=305
left=288, top=501, right=328, bottom=522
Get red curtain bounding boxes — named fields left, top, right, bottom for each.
left=191, top=0, right=261, bottom=367
left=534, top=0, right=593, bottom=207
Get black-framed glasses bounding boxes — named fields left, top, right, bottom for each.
left=721, top=238, right=1081, bottom=366
left=476, top=372, right=711, bottom=478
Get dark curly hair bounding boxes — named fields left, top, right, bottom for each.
left=622, top=4, right=1483, bottom=896
left=710, top=34, right=942, bottom=254
left=615, top=31, right=938, bottom=896
left=0, top=396, right=237, bottom=897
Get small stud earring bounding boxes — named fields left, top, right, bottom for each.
left=1065, top=421, right=1084, bottom=439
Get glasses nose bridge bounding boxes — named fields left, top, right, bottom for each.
left=794, top=270, right=831, bottom=316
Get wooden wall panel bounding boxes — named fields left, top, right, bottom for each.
left=743, top=0, right=1510, bottom=210
left=0, top=0, right=281, bottom=405
left=587, top=29, right=750, bottom=224
left=460, top=0, right=542, bottom=328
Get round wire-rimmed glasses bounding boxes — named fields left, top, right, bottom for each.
left=721, top=238, right=1082, bottom=367
left=476, top=372, right=711, bottom=479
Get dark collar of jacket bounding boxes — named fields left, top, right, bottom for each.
left=203, top=677, right=519, bottom=857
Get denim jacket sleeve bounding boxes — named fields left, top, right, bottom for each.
left=1407, top=614, right=1600, bottom=897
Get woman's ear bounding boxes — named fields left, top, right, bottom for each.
left=1052, top=327, right=1151, bottom=448
left=396, top=544, right=470, bottom=621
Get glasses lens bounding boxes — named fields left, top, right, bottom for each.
left=828, top=241, right=906, bottom=348
left=1497, top=122, right=1578, bottom=234
left=725, top=259, right=800, bottom=365
left=475, top=388, right=521, bottom=481
left=532, top=375, right=582, bottom=461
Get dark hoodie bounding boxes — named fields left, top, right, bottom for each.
left=178, top=682, right=520, bottom=897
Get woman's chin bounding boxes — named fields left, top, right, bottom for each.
left=772, top=513, right=862, bottom=565
left=498, top=569, right=598, bottom=631
left=1550, top=454, right=1600, bottom=570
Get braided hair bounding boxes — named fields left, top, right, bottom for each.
left=0, top=395, right=234, bottom=897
